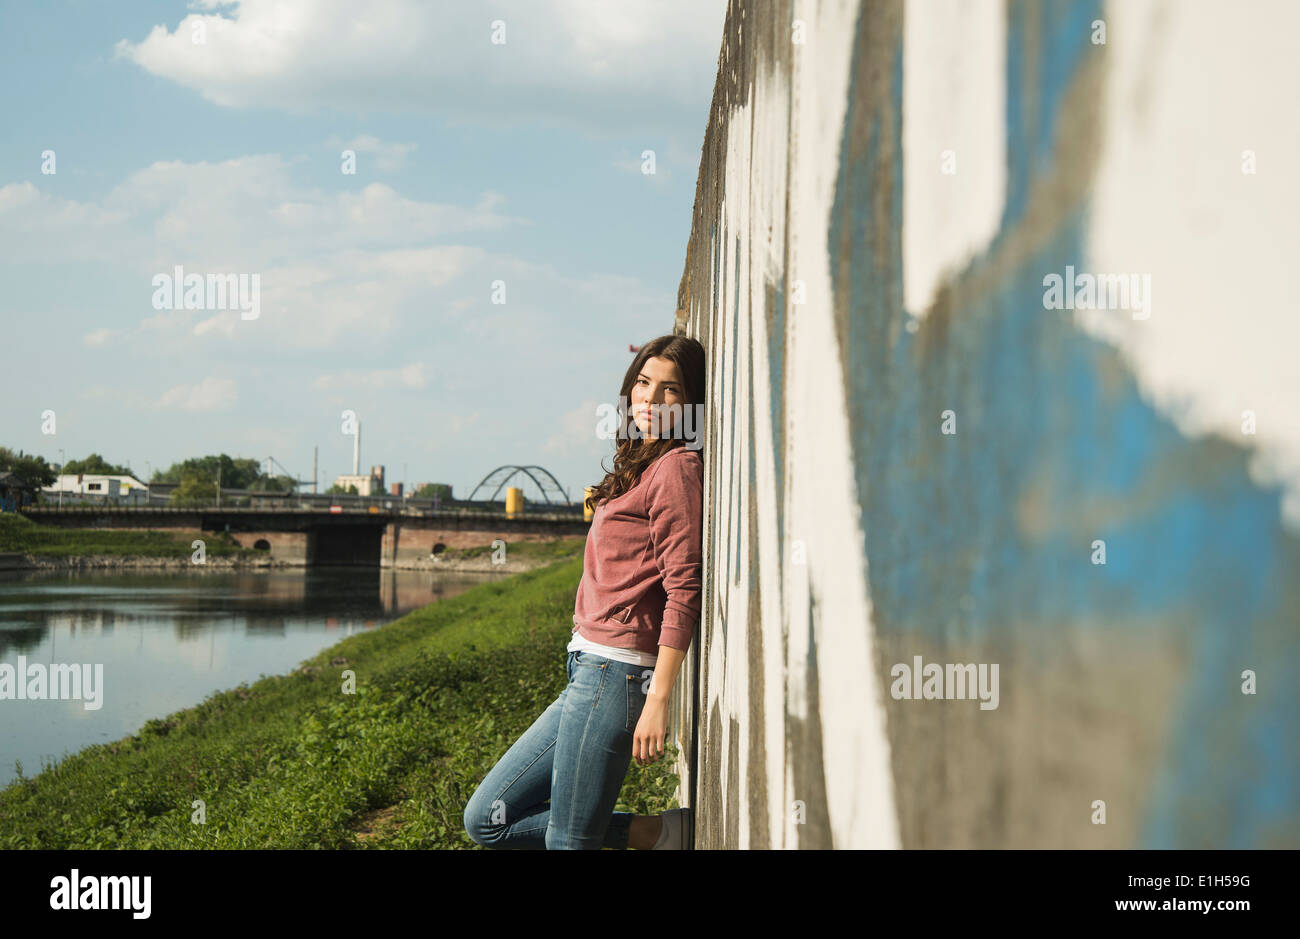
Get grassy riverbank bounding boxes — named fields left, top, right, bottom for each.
left=0, top=513, right=251, bottom=559
left=0, top=554, right=682, bottom=848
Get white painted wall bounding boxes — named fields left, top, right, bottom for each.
left=689, top=0, right=900, bottom=849
left=1082, top=0, right=1300, bottom=532
left=902, top=0, right=1006, bottom=318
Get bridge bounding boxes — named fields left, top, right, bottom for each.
left=20, top=505, right=590, bottom=566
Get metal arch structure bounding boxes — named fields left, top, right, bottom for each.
left=467, top=465, right=571, bottom=505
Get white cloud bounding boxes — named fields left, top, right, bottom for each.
left=0, top=156, right=516, bottom=266
left=82, top=328, right=117, bottom=346
left=0, top=156, right=517, bottom=349
left=113, top=0, right=726, bottom=134
left=0, top=182, right=132, bottom=263
left=156, top=376, right=238, bottom=411
left=111, top=156, right=516, bottom=261
left=1, top=152, right=663, bottom=367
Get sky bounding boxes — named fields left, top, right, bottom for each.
left=0, top=0, right=727, bottom=501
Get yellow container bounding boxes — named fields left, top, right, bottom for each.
left=505, top=486, right=523, bottom=518
left=583, top=486, right=596, bottom=522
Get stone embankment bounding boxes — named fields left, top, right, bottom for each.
left=0, top=552, right=571, bottom=574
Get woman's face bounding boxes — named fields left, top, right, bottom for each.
left=630, top=355, right=686, bottom=441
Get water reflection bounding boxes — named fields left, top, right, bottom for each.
left=0, top=566, right=503, bottom=790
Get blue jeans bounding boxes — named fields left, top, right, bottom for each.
left=463, top=649, right=655, bottom=849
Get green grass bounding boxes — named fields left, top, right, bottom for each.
left=0, top=512, right=252, bottom=558
left=0, top=553, right=682, bottom=848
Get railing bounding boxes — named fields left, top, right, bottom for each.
left=21, top=501, right=587, bottom=522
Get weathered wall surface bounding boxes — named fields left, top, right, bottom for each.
left=672, top=0, right=1300, bottom=848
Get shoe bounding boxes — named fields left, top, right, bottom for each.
left=651, top=806, right=694, bottom=850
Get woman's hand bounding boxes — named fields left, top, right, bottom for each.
left=633, top=693, right=669, bottom=764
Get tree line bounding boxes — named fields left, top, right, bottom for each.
left=1, top=447, right=453, bottom=505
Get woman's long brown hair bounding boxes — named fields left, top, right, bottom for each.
left=584, top=334, right=706, bottom=513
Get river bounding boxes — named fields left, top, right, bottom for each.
left=0, top=565, right=504, bottom=790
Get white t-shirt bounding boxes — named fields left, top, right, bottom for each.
left=566, top=615, right=659, bottom=667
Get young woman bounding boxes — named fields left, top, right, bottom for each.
left=462, top=334, right=706, bottom=850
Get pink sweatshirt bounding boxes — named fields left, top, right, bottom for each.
left=572, top=445, right=704, bottom=654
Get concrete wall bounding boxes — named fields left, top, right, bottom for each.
left=381, top=524, right=569, bottom=566
left=673, top=0, right=1300, bottom=848
left=226, top=530, right=308, bottom=562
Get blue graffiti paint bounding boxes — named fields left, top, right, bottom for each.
left=825, top=0, right=1298, bottom=846
left=1001, top=0, right=1103, bottom=231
